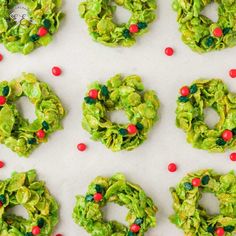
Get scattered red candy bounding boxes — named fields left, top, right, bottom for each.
left=213, top=27, right=223, bottom=37
left=37, top=27, right=48, bottom=37
left=0, top=96, right=6, bottom=106
left=0, top=161, right=5, bottom=168
left=168, top=163, right=177, bottom=172
left=0, top=54, right=3, bottom=62
left=52, top=66, right=62, bottom=76
left=127, top=124, right=137, bottom=134
left=56, top=234, right=63, bottom=236
left=215, top=227, right=225, bottom=236
left=93, top=193, right=103, bottom=202
left=129, top=24, right=139, bottom=33
left=230, top=153, right=236, bottom=161
left=0, top=202, right=3, bottom=207
left=36, top=129, right=46, bottom=139
left=229, top=69, right=236, bottom=78
left=77, top=143, right=87, bottom=152
left=180, top=86, right=190, bottom=97
left=130, top=224, right=141, bottom=233
left=32, top=226, right=41, bottom=235
left=221, top=130, right=233, bottom=142
left=88, top=89, right=99, bottom=99
left=192, top=178, right=201, bottom=187
left=165, top=47, right=174, bottom=56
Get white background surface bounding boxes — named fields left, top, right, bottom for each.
left=1, top=0, right=236, bottom=235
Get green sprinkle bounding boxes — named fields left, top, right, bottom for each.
left=184, top=182, right=193, bottom=191
left=123, top=29, right=131, bottom=38
left=25, top=233, right=33, bottom=236
left=29, top=34, right=40, bottom=42
left=119, top=128, right=128, bottom=136
left=232, top=128, right=236, bottom=135
left=207, top=225, right=215, bottom=233
left=101, top=85, right=109, bottom=97
left=0, top=195, right=6, bottom=204
left=224, top=225, right=235, bottom=232
left=137, top=22, right=147, bottom=29
left=201, top=175, right=210, bottom=185
left=43, top=19, right=51, bottom=29
left=2, top=86, right=9, bottom=96
left=128, top=232, right=136, bottom=236
left=84, top=97, right=96, bottom=105
left=37, top=218, right=45, bottom=228
left=206, top=37, right=214, bottom=47
left=42, top=121, right=49, bottom=131
left=190, top=84, right=197, bottom=94
left=134, top=218, right=143, bottom=225
left=216, top=138, right=226, bottom=146
left=136, top=123, right=144, bottom=131
left=85, top=194, right=94, bottom=202
left=223, top=27, right=231, bottom=35
left=28, top=138, right=36, bottom=145
left=178, top=96, right=189, bottom=103
left=95, top=184, right=104, bottom=194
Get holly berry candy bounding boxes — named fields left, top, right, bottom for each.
left=192, top=178, right=201, bottom=187
left=180, top=86, right=190, bottom=97
left=213, top=27, right=223, bottom=37
left=0, top=96, right=6, bottom=106
left=215, top=227, right=225, bottom=236
left=130, top=224, right=141, bottom=233
left=230, top=152, right=236, bottom=161
left=165, top=47, right=174, bottom=56
left=0, top=161, right=5, bottom=168
left=229, top=69, right=236, bottom=78
left=0, top=54, right=3, bottom=62
left=88, top=89, right=99, bottom=99
left=77, top=143, right=87, bottom=152
left=36, top=129, right=46, bottom=139
left=168, top=163, right=177, bottom=172
left=129, top=24, right=139, bottom=33
left=93, top=193, right=103, bottom=202
left=221, top=130, right=233, bottom=142
left=37, top=27, right=48, bottom=37
left=32, top=226, right=41, bottom=235
left=127, top=124, right=137, bottom=134
left=52, top=66, right=62, bottom=76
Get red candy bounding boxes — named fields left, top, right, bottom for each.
left=129, top=24, right=139, bottom=33
left=56, top=234, right=63, bottom=236
left=0, top=54, right=3, bottom=62
left=192, top=178, right=201, bottom=187
left=127, top=125, right=137, bottom=134
left=0, top=202, right=3, bottom=207
left=229, top=69, right=236, bottom=78
left=165, top=47, right=174, bottom=56
left=88, top=89, right=99, bottom=99
left=215, top=227, right=225, bottom=236
left=93, top=193, right=103, bottom=202
left=130, top=224, right=141, bottom=233
left=0, top=161, right=5, bottom=168
left=36, top=129, right=46, bottom=139
left=37, top=27, right=48, bottom=37
left=168, top=163, right=177, bottom=172
left=0, top=96, right=6, bottom=106
left=77, top=143, right=87, bottom=152
left=180, top=86, right=190, bottom=97
left=230, top=153, right=236, bottom=161
left=52, top=66, right=62, bottom=76
left=213, top=27, right=223, bottom=37
left=221, top=130, right=233, bottom=142
left=32, top=226, right=41, bottom=235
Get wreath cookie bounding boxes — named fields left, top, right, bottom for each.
left=82, top=74, right=159, bottom=151
left=78, top=0, right=156, bottom=47
left=0, top=73, right=65, bottom=157
left=73, top=173, right=158, bottom=236
left=176, top=79, right=236, bottom=152
left=0, top=0, right=63, bottom=54
left=0, top=169, right=59, bottom=235
left=170, top=169, right=236, bottom=236
left=172, top=0, right=236, bottom=53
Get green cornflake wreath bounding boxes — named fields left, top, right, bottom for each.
left=176, top=79, right=236, bottom=152
left=78, top=0, right=157, bottom=47
left=172, top=0, right=236, bottom=53
left=82, top=74, right=159, bottom=151
left=0, top=73, right=65, bottom=157
left=73, top=173, right=158, bottom=236
left=0, top=0, right=63, bottom=54
left=0, top=169, right=59, bottom=235
left=170, top=169, right=236, bottom=236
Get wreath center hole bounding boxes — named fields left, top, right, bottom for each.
left=108, top=110, right=129, bottom=124
left=199, top=193, right=220, bottom=215
left=201, top=2, right=219, bottom=22
left=10, top=3, right=31, bottom=23
left=204, top=107, right=220, bottom=129
left=15, top=97, right=37, bottom=123
left=112, top=5, right=132, bottom=25
left=102, top=202, right=129, bottom=226
left=6, top=205, right=29, bottom=219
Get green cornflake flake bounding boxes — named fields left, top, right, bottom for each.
left=101, top=85, right=109, bottom=97
left=73, top=173, right=158, bottom=235
left=190, top=84, right=197, bottom=94
left=184, top=182, right=193, bottom=191
left=0, top=73, right=65, bottom=157
left=82, top=74, right=159, bottom=151
left=178, top=96, right=189, bottom=103
left=2, top=86, right=9, bottom=96
left=85, top=194, right=94, bottom=202
left=0, top=170, right=59, bottom=235
left=170, top=170, right=236, bottom=236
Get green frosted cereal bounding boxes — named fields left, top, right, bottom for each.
left=170, top=169, right=236, bottom=236
left=82, top=74, right=159, bottom=151
left=0, top=0, right=64, bottom=54
left=0, top=170, right=59, bottom=235
left=176, top=79, right=236, bottom=152
left=0, top=73, right=66, bottom=157
left=79, top=0, right=157, bottom=47
left=172, top=0, right=236, bottom=53
left=73, top=173, right=158, bottom=236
